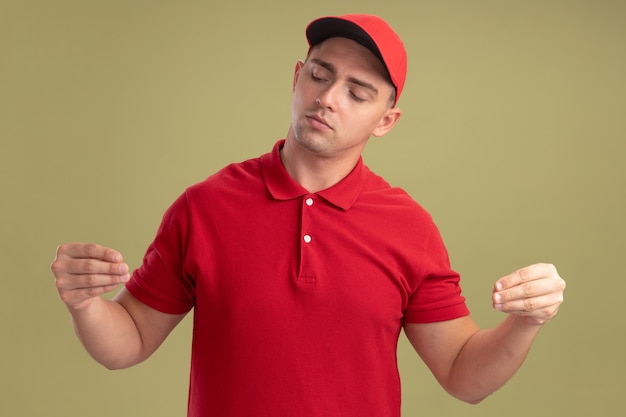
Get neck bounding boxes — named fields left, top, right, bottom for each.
left=280, top=131, right=361, bottom=193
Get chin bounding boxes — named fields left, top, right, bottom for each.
left=292, top=128, right=332, bottom=153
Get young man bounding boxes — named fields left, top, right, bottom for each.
left=52, top=14, right=566, bottom=417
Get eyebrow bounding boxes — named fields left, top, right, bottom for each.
left=310, top=58, right=379, bottom=96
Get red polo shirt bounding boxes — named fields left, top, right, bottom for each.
left=127, top=140, right=469, bottom=417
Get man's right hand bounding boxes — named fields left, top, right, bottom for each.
left=51, top=243, right=130, bottom=311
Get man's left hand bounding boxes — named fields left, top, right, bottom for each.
left=493, top=263, right=566, bottom=325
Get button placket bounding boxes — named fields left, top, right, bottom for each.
left=302, top=194, right=315, bottom=243
left=298, top=194, right=316, bottom=284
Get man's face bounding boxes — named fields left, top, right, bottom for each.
left=289, top=37, right=398, bottom=158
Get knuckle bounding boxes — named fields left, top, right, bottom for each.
left=83, top=243, right=97, bottom=255
left=56, top=243, right=69, bottom=255
left=84, top=259, right=96, bottom=273
left=84, top=274, right=97, bottom=287
left=85, top=287, right=99, bottom=298
left=523, top=282, right=535, bottom=296
left=518, top=268, right=530, bottom=282
left=524, top=298, right=536, bottom=311
left=50, top=260, right=62, bottom=274
left=54, top=276, right=64, bottom=290
left=110, top=262, right=121, bottom=274
left=103, top=249, right=115, bottom=262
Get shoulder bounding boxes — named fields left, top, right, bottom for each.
left=360, top=165, right=433, bottom=219
left=156, top=155, right=265, bottom=222
left=187, top=155, right=264, bottom=197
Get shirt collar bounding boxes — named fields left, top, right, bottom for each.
left=260, top=140, right=365, bottom=211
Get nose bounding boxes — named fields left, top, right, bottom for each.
left=316, top=83, right=340, bottom=111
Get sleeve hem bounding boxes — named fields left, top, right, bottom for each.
left=125, top=279, right=192, bottom=315
left=403, top=303, right=470, bottom=324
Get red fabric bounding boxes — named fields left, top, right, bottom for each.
left=126, top=140, right=469, bottom=416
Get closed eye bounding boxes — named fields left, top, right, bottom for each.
left=350, top=91, right=366, bottom=102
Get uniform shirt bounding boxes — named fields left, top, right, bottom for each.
left=127, top=140, right=469, bottom=417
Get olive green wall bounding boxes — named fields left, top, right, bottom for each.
left=2, top=0, right=624, bottom=416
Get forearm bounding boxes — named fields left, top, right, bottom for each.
left=446, top=315, right=541, bottom=403
left=69, top=297, right=145, bottom=370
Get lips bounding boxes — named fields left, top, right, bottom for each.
left=307, top=114, right=333, bottom=130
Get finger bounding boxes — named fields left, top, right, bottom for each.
left=493, top=274, right=556, bottom=306
left=58, top=283, right=122, bottom=308
left=51, top=244, right=127, bottom=287
left=56, top=243, right=123, bottom=263
left=494, top=263, right=558, bottom=291
left=55, top=269, right=130, bottom=291
left=494, top=292, right=562, bottom=314
left=494, top=295, right=563, bottom=325
left=64, top=257, right=129, bottom=276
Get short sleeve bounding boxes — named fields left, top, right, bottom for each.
left=403, top=221, right=470, bottom=323
left=125, top=191, right=196, bottom=314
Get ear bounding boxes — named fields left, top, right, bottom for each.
left=292, top=60, right=304, bottom=91
left=372, top=107, right=402, bottom=138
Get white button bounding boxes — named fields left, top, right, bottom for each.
left=303, top=235, right=312, bottom=243
left=305, top=198, right=314, bottom=206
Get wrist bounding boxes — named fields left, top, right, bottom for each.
left=507, top=314, right=544, bottom=334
